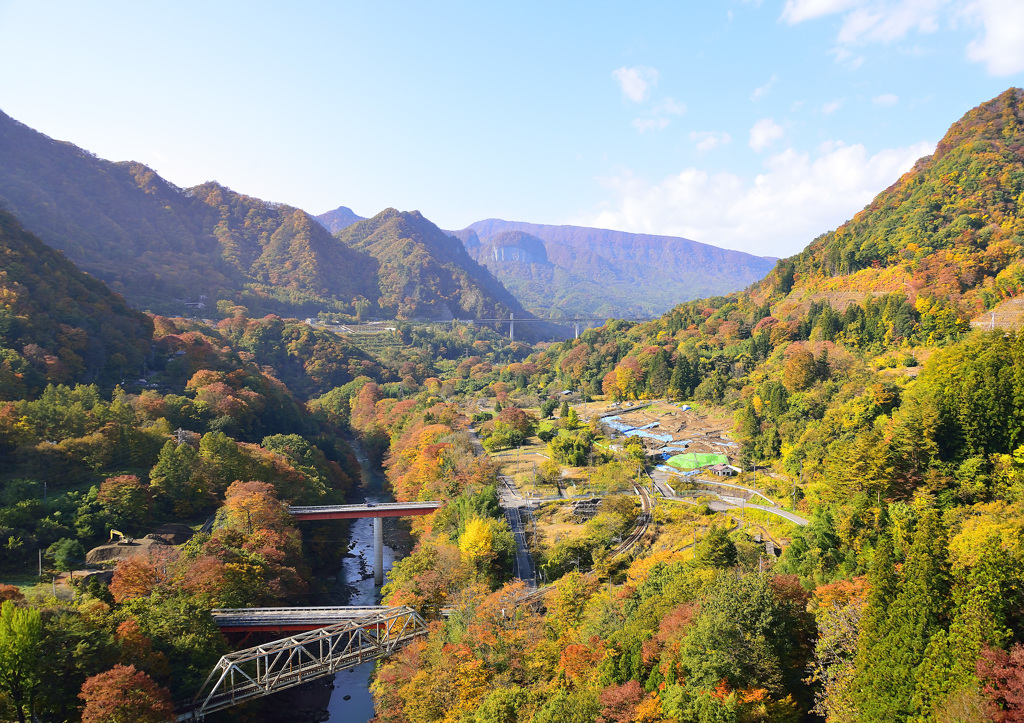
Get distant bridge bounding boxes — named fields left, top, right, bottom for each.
left=176, top=606, right=428, bottom=721
left=315, top=314, right=657, bottom=340
left=288, top=502, right=442, bottom=585
left=469, top=314, right=657, bottom=341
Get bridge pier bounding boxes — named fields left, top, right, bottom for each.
left=374, top=517, right=384, bottom=586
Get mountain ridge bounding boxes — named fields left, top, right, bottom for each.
left=0, top=111, right=529, bottom=325
left=335, top=208, right=542, bottom=327
left=452, top=218, right=777, bottom=318
left=316, top=205, right=365, bottom=234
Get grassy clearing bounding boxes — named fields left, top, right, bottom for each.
left=533, top=501, right=588, bottom=548
left=0, top=574, right=44, bottom=590
left=650, top=498, right=735, bottom=553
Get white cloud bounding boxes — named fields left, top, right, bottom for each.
left=631, top=96, right=685, bottom=133
left=690, top=131, right=733, bottom=152
left=835, top=1, right=944, bottom=45
left=964, top=0, right=1024, bottom=75
left=782, top=0, right=862, bottom=24
left=653, top=97, right=687, bottom=115
left=781, top=0, right=1024, bottom=75
left=751, top=74, right=779, bottom=101
left=612, top=66, right=659, bottom=103
left=749, top=118, right=785, bottom=151
left=632, top=118, right=671, bottom=133
left=822, top=99, right=844, bottom=114
left=580, top=140, right=935, bottom=255
left=872, top=93, right=900, bottom=105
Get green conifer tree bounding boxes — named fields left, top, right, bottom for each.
left=911, top=535, right=1013, bottom=719
left=853, top=511, right=951, bottom=721
left=647, top=349, right=671, bottom=398
left=668, top=357, right=690, bottom=400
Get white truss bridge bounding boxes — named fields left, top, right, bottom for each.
left=175, top=606, right=428, bottom=721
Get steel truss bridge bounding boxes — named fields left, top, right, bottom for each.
left=175, top=606, right=428, bottom=721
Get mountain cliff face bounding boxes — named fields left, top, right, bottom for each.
left=764, top=87, right=1024, bottom=325
left=0, top=210, right=153, bottom=397
left=0, top=110, right=378, bottom=316
left=456, top=219, right=776, bottom=318
left=336, top=209, right=531, bottom=322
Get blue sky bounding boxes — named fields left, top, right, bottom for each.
left=1, top=0, right=1022, bottom=256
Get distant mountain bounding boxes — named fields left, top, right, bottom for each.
left=0, top=110, right=386, bottom=317
left=0, top=209, right=153, bottom=397
left=336, top=209, right=545, bottom=329
left=762, top=87, right=1024, bottom=325
left=316, top=205, right=365, bottom=234
left=452, top=219, right=776, bottom=318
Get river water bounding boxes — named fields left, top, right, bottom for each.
left=321, top=444, right=409, bottom=722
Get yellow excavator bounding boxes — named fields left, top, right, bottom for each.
left=109, top=529, right=134, bottom=545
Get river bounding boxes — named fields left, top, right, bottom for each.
left=321, top=441, right=411, bottom=722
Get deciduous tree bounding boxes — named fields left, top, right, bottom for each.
left=79, top=664, right=174, bottom=723
left=0, top=600, right=42, bottom=723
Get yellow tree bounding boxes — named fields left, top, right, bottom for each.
left=459, top=518, right=495, bottom=572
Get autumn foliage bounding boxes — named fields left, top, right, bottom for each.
left=79, top=664, right=174, bottom=723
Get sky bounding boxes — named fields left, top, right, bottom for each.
left=1, top=1, right=1022, bottom=257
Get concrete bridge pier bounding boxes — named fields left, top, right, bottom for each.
left=374, top=517, right=384, bottom=586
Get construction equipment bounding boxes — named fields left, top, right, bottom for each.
left=109, top=529, right=134, bottom=545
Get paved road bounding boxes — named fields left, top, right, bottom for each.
left=651, top=469, right=808, bottom=526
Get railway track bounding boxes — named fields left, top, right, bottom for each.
left=513, top=481, right=655, bottom=607
left=610, top=483, right=653, bottom=559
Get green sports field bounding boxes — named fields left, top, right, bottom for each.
left=666, top=453, right=729, bottom=470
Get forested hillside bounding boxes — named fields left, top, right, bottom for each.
left=0, top=109, right=386, bottom=317
left=0, top=210, right=152, bottom=397
left=336, top=209, right=539, bottom=325
left=456, top=219, right=776, bottom=318
left=0, top=112, right=539, bottom=326
left=769, top=87, right=1024, bottom=322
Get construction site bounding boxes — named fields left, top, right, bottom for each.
left=583, top=400, right=741, bottom=472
